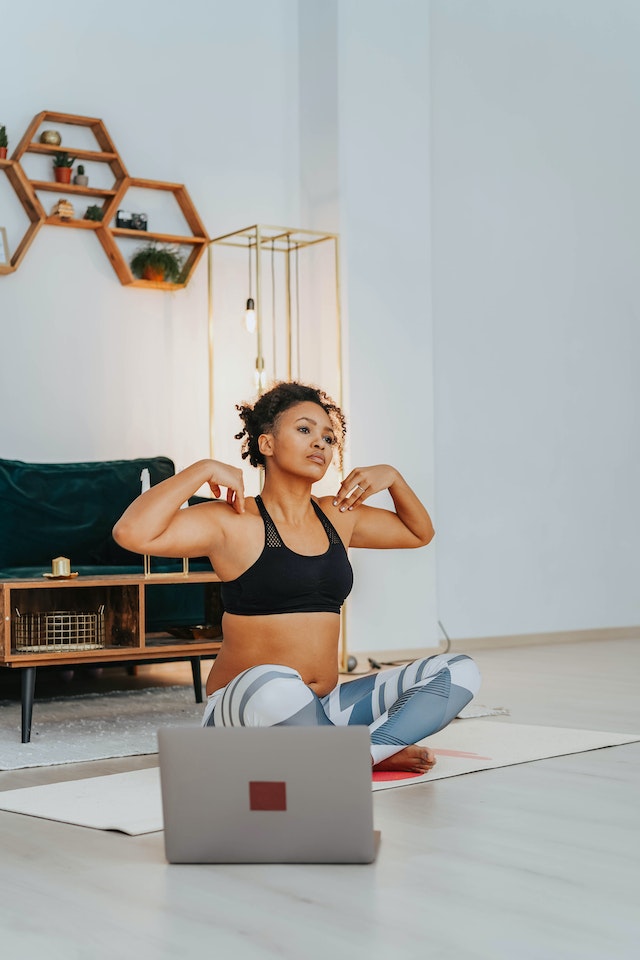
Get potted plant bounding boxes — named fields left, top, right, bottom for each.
left=0, top=125, right=8, bottom=160
left=74, top=164, right=89, bottom=187
left=52, top=151, right=76, bottom=184
left=84, top=204, right=104, bottom=222
left=130, top=242, right=184, bottom=283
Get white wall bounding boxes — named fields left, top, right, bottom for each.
left=431, top=0, right=640, bottom=637
left=335, top=1, right=437, bottom=653
left=0, top=0, right=300, bottom=470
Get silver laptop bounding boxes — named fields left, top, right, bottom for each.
left=157, top=726, right=379, bottom=864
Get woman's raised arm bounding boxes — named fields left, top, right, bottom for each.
left=332, top=464, right=434, bottom=550
left=112, top=459, right=245, bottom=558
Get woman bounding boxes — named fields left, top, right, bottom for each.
left=113, top=381, right=480, bottom=774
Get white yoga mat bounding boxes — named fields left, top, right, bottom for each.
left=0, top=687, right=506, bottom=771
left=0, top=720, right=637, bottom=835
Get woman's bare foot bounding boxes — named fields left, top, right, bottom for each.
left=373, top=746, right=436, bottom=774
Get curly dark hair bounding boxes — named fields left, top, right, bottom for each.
left=235, top=381, right=346, bottom=469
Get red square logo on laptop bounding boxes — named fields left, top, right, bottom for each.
left=249, top=780, right=287, bottom=811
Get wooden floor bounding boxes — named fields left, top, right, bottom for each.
left=0, top=637, right=638, bottom=959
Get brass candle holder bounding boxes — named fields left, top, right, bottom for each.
left=143, top=555, right=190, bottom=577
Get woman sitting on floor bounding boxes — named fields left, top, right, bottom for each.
left=113, top=381, right=481, bottom=773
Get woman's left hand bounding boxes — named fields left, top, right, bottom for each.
left=333, top=465, right=399, bottom=512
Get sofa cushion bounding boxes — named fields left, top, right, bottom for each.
left=0, top=456, right=175, bottom=568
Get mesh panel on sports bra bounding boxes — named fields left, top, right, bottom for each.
left=313, top=503, right=342, bottom=544
left=255, top=496, right=341, bottom=548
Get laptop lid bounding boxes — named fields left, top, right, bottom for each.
left=157, top=726, right=377, bottom=864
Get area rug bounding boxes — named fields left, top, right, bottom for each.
left=0, top=720, right=637, bottom=835
left=0, top=685, right=507, bottom=771
left=0, top=686, right=204, bottom=770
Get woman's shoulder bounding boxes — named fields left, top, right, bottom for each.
left=190, top=495, right=261, bottom=524
left=313, top=495, right=356, bottom=537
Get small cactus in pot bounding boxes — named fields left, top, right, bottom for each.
left=0, top=125, right=8, bottom=159
left=52, top=151, right=76, bottom=184
left=74, top=164, right=89, bottom=187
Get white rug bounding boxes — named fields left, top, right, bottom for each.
left=0, top=685, right=507, bottom=771
left=0, top=720, right=637, bottom=835
left=0, top=686, right=204, bottom=770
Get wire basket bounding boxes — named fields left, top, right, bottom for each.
left=14, top=606, right=105, bottom=653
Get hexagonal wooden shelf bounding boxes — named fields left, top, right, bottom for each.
left=2, top=111, right=209, bottom=289
left=0, top=159, right=45, bottom=273
left=11, top=111, right=128, bottom=230
left=97, top=177, right=209, bottom=290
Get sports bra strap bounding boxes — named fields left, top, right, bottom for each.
left=310, top=499, right=342, bottom=545
left=254, top=495, right=284, bottom=547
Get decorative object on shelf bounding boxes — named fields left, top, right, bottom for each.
left=52, top=151, right=75, bottom=183
left=131, top=212, right=148, bottom=231
left=0, top=226, right=9, bottom=265
left=116, top=210, right=148, bottom=230
left=130, top=241, right=184, bottom=283
left=51, top=198, right=74, bottom=220
left=0, top=125, right=7, bottom=159
left=43, top=556, right=79, bottom=580
left=14, top=605, right=105, bottom=652
left=74, top=163, right=88, bottom=186
left=84, top=203, right=104, bottom=221
left=39, top=129, right=62, bottom=146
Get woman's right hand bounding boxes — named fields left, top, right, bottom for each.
left=205, top=460, right=245, bottom=514
left=113, top=458, right=245, bottom=556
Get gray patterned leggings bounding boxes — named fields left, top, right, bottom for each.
left=202, top=653, right=481, bottom=764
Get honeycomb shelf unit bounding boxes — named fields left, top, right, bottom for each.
left=0, top=158, right=44, bottom=273
left=2, top=110, right=209, bottom=290
left=97, top=177, right=209, bottom=290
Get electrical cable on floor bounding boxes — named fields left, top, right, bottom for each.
left=342, top=620, right=454, bottom=674
left=361, top=620, right=453, bottom=672
left=438, top=619, right=452, bottom=654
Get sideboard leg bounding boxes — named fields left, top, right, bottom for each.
left=190, top=657, right=203, bottom=703
left=21, top=667, right=37, bottom=744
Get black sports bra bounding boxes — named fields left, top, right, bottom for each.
left=220, top=495, right=353, bottom=616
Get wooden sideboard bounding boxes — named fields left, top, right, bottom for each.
left=1, top=572, right=223, bottom=743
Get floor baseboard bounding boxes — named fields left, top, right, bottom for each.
left=350, top=625, right=639, bottom=665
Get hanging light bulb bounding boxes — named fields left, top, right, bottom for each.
left=244, top=297, right=257, bottom=333
left=243, top=240, right=256, bottom=333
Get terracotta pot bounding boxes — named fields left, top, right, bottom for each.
left=54, top=167, right=72, bottom=184
left=142, top=265, right=165, bottom=282
left=0, top=148, right=7, bottom=159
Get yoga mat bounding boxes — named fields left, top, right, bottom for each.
left=0, top=686, right=506, bottom=771
left=371, top=720, right=640, bottom=789
left=0, top=721, right=637, bottom=835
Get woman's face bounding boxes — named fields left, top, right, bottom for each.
left=260, top=401, right=337, bottom=479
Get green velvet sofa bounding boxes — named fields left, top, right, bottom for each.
left=0, top=454, right=217, bottom=628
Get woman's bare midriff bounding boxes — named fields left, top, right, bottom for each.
left=205, top=611, right=341, bottom=697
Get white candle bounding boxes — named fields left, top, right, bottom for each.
left=52, top=556, right=71, bottom=577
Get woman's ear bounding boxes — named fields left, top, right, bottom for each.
left=258, top=433, right=274, bottom=458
